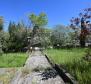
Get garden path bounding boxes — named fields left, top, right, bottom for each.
left=10, top=50, right=65, bottom=84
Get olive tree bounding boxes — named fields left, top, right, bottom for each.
left=51, top=25, right=68, bottom=48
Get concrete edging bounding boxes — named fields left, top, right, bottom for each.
left=45, top=54, right=78, bottom=84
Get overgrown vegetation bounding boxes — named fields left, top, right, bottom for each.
left=45, top=48, right=91, bottom=84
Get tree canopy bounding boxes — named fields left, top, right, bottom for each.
left=29, top=12, right=48, bottom=27
left=70, top=8, right=91, bottom=47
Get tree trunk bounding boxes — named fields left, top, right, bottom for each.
left=80, top=38, right=85, bottom=47
left=80, top=18, right=86, bottom=47
left=0, top=41, right=3, bottom=55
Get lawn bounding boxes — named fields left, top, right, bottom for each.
left=45, top=48, right=91, bottom=84
left=0, top=53, right=28, bottom=67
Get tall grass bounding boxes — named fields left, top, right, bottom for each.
left=45, top=48, right=86, bottom=64
left=45, top=48, right=91, bottom=84
left=0, top=53, right=28, bottom=67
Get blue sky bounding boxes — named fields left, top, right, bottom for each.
left=0, top=0, right=91, bottom=30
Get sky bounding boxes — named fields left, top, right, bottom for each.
left=0, top=0, right=91, bottom=30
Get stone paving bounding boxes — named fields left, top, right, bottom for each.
left=10, top=50, right=65, bottom=84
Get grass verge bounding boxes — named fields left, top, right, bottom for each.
left=45, top=48, right=91, bottom=84
left=0, top=53, right=28, bottom=67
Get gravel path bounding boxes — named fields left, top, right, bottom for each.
left=10, top=50, right=65, bottom=84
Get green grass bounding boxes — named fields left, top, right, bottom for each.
left=45, top=48, right=91, bottom=84
left=0, top=53, right=28, bottom=67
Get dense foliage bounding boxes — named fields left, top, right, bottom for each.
left=0, top=13, right=51, bottom=52
left=8, top=22, right=28, bottom=52
left=51, top=25, right=80, bottom=48
left=1, top=10, right=91, bottom=53
left=70, top=8, right=91, bottom=47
